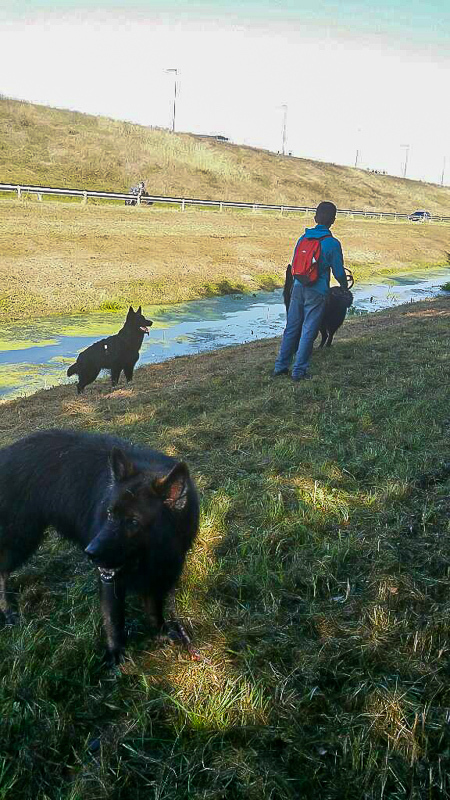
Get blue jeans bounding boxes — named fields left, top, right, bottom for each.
left=275, top=282, right=326, bottom=377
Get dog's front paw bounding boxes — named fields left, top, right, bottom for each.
left=160, top=619, right=205, bottom=661
left=104, top=646, right=125, bottom=669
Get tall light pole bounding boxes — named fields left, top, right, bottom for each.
left=400, top=144, right=410, bottom=178
left=281, top=104, right=288, bottom=156
left=355, top=127, right=362, bottom=168
left=440, top=156, right=446, bottom=187
left=165, top=68, right=178, bottom=133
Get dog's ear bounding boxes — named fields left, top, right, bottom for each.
left=110, top=447, right=137, bottom=482
left=153, top=462, right=190, bottom=510
left=127, top=306, right=135, bottom=317
left=137, top=305, right=142, bottom=314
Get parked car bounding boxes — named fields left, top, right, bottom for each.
left=408, top=210, right=431, bottom=222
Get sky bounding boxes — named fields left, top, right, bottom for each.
left=0, top=0, right=449, bottom=185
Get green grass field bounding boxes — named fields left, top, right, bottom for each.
left=1, top=92, right=450, bottom=798
left=0, top=296, right=449, bottom=799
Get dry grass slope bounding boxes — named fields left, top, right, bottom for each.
left=2, top=94, right=450, bottom=213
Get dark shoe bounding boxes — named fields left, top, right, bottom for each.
left=292, top=373, right=312, bottom=382
left=272, top=368, right=289, bottom=377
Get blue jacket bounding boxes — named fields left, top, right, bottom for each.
left=293, top=225, right=347, bottom=295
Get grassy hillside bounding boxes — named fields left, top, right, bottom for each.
left=1, top=199, right=449, bottom=322
left=0, top=296, right=449, bottom=798
left=1, top=95, right=450, bottom=213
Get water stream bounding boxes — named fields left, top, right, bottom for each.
left=0, top=267, right=448, bottom=400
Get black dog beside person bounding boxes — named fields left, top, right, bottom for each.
left=0, top=430, right=199, bottom=665
left=283, top=264, right=354, bottom=348
left=67, top=306, right=153, bottom=393
left=318, top=279, right=354, bottom=347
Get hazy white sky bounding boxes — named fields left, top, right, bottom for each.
left=0, top=1, right=449, bottom=185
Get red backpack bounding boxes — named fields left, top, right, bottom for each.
left=291, top=235, right=331, bottom=285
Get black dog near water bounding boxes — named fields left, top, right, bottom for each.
left=283, top=265, right=354, bottom=347
left=0, top=429, right=200, bottom=665
left=67, top=305, right=153, bottom=393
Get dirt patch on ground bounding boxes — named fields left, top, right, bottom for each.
left=1, top=199, right=449, bottom=321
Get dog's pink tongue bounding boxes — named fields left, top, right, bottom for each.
left=140, top=326, right=149, bottom=334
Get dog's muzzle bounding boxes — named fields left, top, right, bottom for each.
left=97, top=566, right=120, bottom=583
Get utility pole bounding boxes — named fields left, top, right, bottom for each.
left=355, top=127, right=362, bottom=168
left=165, top=68, right=178, bottom=133
left=400, top=144, right=410, bottom=178
left=281, top=104, right=288, bottom=156
left=441, top=156, right=446, bottom=186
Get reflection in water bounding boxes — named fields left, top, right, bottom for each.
left=0, top=268, right=449, bottom=399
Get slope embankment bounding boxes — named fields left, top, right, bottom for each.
left=0, top=296, right=449, bottom=798
left=2, top=94, right=450, bottom=213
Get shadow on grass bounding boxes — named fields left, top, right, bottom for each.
left=0, top=297, right=450, bottom=798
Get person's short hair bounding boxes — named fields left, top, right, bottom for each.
left=315, top=201, right=337, bottom=226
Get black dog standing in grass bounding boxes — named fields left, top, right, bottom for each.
left=0, top=429, right=200, bottom=665
left=67, top=305, right=153, bottom=393
left=283, top=265, right=354, bottom=348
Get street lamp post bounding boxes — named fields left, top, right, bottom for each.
left=165, top=68, right=178, bottom=133
left=355, top=127, right=362, bottom=168
left=281, top=104, right=288, bottom=156
left=441, top=156, right=446, bottom=187
left=400, top=144, right=410, bottom=178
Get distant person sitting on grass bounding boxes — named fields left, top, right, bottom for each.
left=273, top=201, right=348, bottom=381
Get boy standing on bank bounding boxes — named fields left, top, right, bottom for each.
left=273, top=201, right=348, bottom=381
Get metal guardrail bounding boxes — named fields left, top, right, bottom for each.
left=1, top=182, right=449, bottom=223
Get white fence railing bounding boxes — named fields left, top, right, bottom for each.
left=1, top=182, right=449, bottom=223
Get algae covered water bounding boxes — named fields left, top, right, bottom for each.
left=0, top=267, right=449, bottom=399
